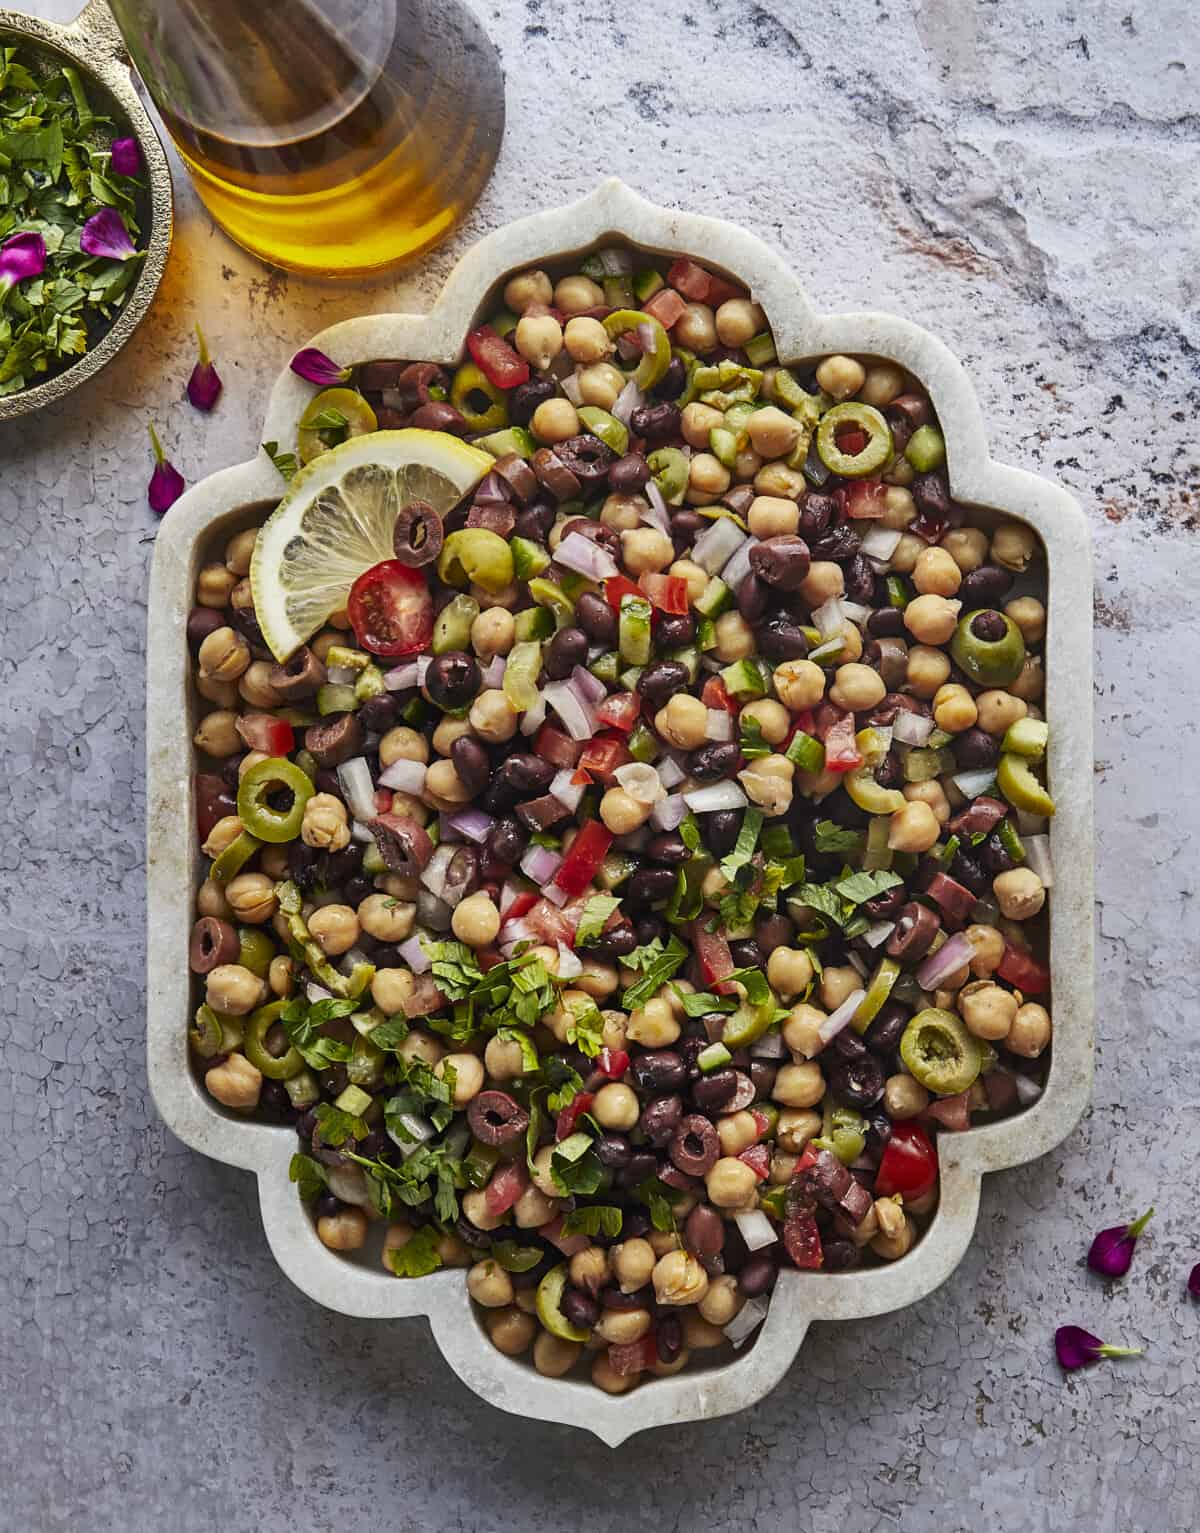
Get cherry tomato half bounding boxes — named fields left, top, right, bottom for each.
left=875, top=1121, right=938, bottom=1201
left=347, top=560, right=433, bottom=657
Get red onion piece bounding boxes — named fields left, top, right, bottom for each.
left=705, top=708, right=734, bottom=742
left=377, top=757, right=427, bottom=794
left=649, top=793, right=688, bottom=832
left=384, top=660, right=420, bottom=691
left=915, top=930, right=976, bottom=990
left=556, top=531, right=619, bottom=581
left=445, top=807, right=495, bottom=844
left=817, top=988, right=867, bottom=1046
left=520, top=845, right=563, bottom=884
left=544, top=680, right=596, bottom=741
left=892, top=709, right=935, bottom=746
left=398, top=935, right=432, bottom=974
left=612, top=377, right=645, bottom=426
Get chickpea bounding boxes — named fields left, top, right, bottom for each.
left=559, top=314, right=611, bottom=364
left=573, top=956, right=619, bottom=1001
left=196, top=629, right=249, bottom=690
left=449, top=891, right=499, bottom=950
left=858, top=362, right=906, bottom=408
left=577, top=361, right=626, bottom=410
left=880, top=485, right=917, bottom=531
left=699, top=1274, right=744, bottom=1327
left=626, top=996, right=680, bottom=1048
left=554, top=273, right=604, bottom=313
left=739, top=754, right=794, bottom=816
left=773, top=658, right=826, bottom=712
left=884, top=456, right=916, bottom=488
left=912, top=546, right=962, bottom=597
left=682, top=404, right=723, bottom=451
left=754, top=461, right=806, bottom=500
left=717, top=1109, right=760, bottom=1157
left=434, top=1051, right=484, bottom=1106
left=648, top=1229, right=682, bottom=1259
left=994, top=866, right=1046, bottom=920
left=621, top=525, right=675, bottom=575
left=683, top=1312, right=727, bottom=1350
left=776, top=1107, right=822, bottom=1153
left=468, top=688, right=519, bottom=744
left=871, top=1210, right=916, bottom=1261
left=819, top=965, right=859, bottom=1011
left=590, top=1356, right=638, bottom=1394
left=773, top=1061, right=826, bottom=1109
left=204, top=1052, right=262, bottom=1110
left=430, top=716, right=473, bottom=758
left=888, top=799, right=941, bottom=853
left=1007, top=1002, right=1052, bottom=1057
left=470, top=606, right=516, bottom=660
left=300, top=793, right=350, bottom=852
left=263, top=954, right=293, bottom=999
left=514, top=313, right=563, bottom=372
left=307, top=903, right=360, bottom=956
left=991, top=522, right=1036, bottom=571
left=781, top=1002, right=826, bottom=1059
left=225, top=872, right=277, bottom=925
left=687, top=452, right=731, bottom=502
left=223, top=526, right=258, bottom=577
left=259, top=847, right=289, bottom=885
left=904, top=593, right=961, bottom=645
left=829, top=662, right=886, bottom=713
left=513, top=1184, right=560, bottom=1229
left=528, top=1331, right=582, bottom=1383
left=484, top=1305, right=537, bottom=1356
left=597, top=493, right=645, bottom=534
left=815, top=353, right=865, bottom=400
left=748, top=495, right=800, bottom=539
left=766, top=947, right=813, bottom=997
left=317, top=1207, right=369, bottom=1251
left=611, top=1238, right=656, bottom=1293
left=197, top=878, right=232, bottom=920
left=655, top=693, right=709, bottom=751
left=530, top=397, right=580, bottom=445
left=195, top=673, right=239, bottom=708
left=942, top=526, right=989, bottom=573
left=569, top=1244, right=609, bottom=1295
left=652, top=1249, right=709, bottom=1307
left=599, top=786, right=652, bottom=835
left=1010, top=655, right=1044, bottom=702
left=905, top=644, right=952, bottom=699
left=424, top=758, right=471, bottom=806
left=369, top=967, right=410, bottom=1016
left=479, top=1033, right=525, bottom=1084
left=746, top=406, right=800, bottom=460
left=670, top=558, right=710, bottom=604
left=467, top=1259, right=514, bottom=1308
left=976, top=689, right=1028, bottom=736
left=398, top=1030, right=443, bottom=1069
left=237, top=659, right=283, bottom=710
left=206, top=964, right=264, bottom=1016
left=882, top=1072, right=929, bottom=1120
left=309, top=629, right=341, bottom=661
left=965, top=923, right=1005, bottom=978
left=473, top=579, right=519, bottom=612
left=705, top=1156, right=759, bottom=1209
left=381, top=1220, right=416, bottom=1271
left=959, top=980, right=1019, bottom=1041
left=594, top=1307, right=652, bottom=1345
left=504, top=268, right=553, bottom=312
left=379, top=725, right=428, bottom=768
left=933, top=682, right=978, bottom=733
left=196, top=562, right=238, bottom=608
left=715, top=297, right=765, bottom=347
left=713, top=610, right=755, bottom=663
left=1006, top=595, right=1046, bottom=644
left=889, top=532, right=923, bottom=574
left=674, top=301, right=717, bottom=354
left=353, top=893, right=411, bottom=945
left=739, top=697, right=790, bottom=745
left=904, top=780, right=950, bottom=826
left=592, top=1081, right=640, bottom=1131
left=799, top=562, right=845, bottom=610
left=201, top=815, right=244, bottom=859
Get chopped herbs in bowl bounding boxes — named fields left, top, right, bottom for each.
left=185, top=247, right=1055, bottom=1394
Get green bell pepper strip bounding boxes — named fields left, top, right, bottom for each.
left=237, top=757, right=314, bottom=843
left=274, top=880, right=376, bottom=999
left=1002, top=716, right=1048, bottom=760
left=720, top=658, right=768, bottom=699
left=511, top=536, right=550, bottom=582
left=721, top=998, right=777, bottom=1049
left=602, top=309, right=671, bottom=391
left=284, top=1070, right=320, bottom=1109
left=626, top=721, right=659, bottom=762
left=433, top=593, right=480, bottom=654
left=785, top=730, right=824, bottom=774
left=503, top=641, right=543, bottom=713
left=885, top=575, right=911, bottom=608
left=997, top=818, right=1026, bottom=863
left=316, top=683, right=359, bottom=715
left=513, top=606, right=555, bottom=643
left=473, top=425, right=536, bottom=459
left=238, top=927, right=276, bottom=978
left=709, top=426, right=739, bottom=469
left=618, top=594, right=652, bottom=666
left=438, top=527, right=515, bottom=595
left=950, top=611, right=1027, bottom=687
left=189, top=1004, right=225, bottom=1059
left=209, top=830, right=262, bottom=885
left=815, top=401, right=893, bottom=478
left=449, top=361, right=508, bottom=433
left=295, top=748, right=318, bottom=781
left=603, top=273, right=636, bottom=309
left=996, top=753, right=1056, bottom=817
left=243, top=1000, right=304, bottom=1080
left=589, top=651, right=620, bottom=686
left=633, top=267, right=665, bottom=303
left=902, top=747, right=953, bottom=783
left=852, top=957, right=901, bottom=1033
left=744, top=331, right=777, bottom=367
left=647, top=446, right=689, bottom=503
left=464, top=1142, right=501, bottom=1188
left=528, top=576, right=575, bottom=629
left=905, top=424, right=946, bottom=473
left=354, top=664, right=385, bottom=702
left=697, top=1042, right=732, bottom=1073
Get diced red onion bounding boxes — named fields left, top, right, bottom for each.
left=858, top=523, right=904, bottom=561
left=544, top=680, right=596, bottom=741
left=325, top=665, right=358, bottom=686
left=556, top=531, right=619, bottom=581
left=649, top=792, right=689, bottom=832
left=733, top=1209, right=778, bottom=1252
left=657, top=755, right=684, bottom=788
left=750, top=1030, right=787, bottom=1059
left=692, top=516, right=747, bottom=574
left=398, top=935, right=431, bottom=973
left=476, top=471, right=509, bottom=502
left=378, top=757, right=428, bottom=794
left=560, top=369, right=584, bottom=406
left=615, top=761, right=665, bottom=805
left=550, top=768, right=586, bottom=812
left=705, top=708, right=734, bottom=742
left=641, top=480, right=672, bottom=535
left=520, top=844, right=562, bottom=884
left=916, top=930, right=976, bottom=990
left=863, top=919, right=896, bottom=949
left=841, top=599, right=872, bottom=627
left=637, top=322, right=657, bottom=353
left=812, top=596, right=846, bottom=638
left=555, top=942, right=583, bottom=979
left=720, top=535, right=759, bottom=593
left=724, top=1295, right=770, bottom=1347
left=952, top=768, right=997, bottom=799
left=306, top=982, right=332, bottom=1003
left=1024, top=834, right=1053, bottom=887
left=1014, top=1073, right=1043, bottom=1106
left=846, top=951, right=868, bottom=978
left=499, top=880, right=524, bottom=917
left=498, top=917, right=536, bottom=949
left=521, top=694, right=547, bottom=735
left=892, top=710, right=935, bottom=747
left=817, top=988, right=867, bottom=1045
left=384, top=660, right=420, bottom=691
left=416, top=654, right=431, bottom=685
left=542, top=882, right=569, bottom=907
left=445, top=807, right=495, bottom=844
left=480, top=655, right=506, bottom=689
left=420, top=843, right=457, bottom=900
left=684, top=780, right=748, bottom=813
left=337, top=757, right=377, bottom=824
left=612, top=376, right=644, bottom=426
left=570, top=663, right=608, bottom=706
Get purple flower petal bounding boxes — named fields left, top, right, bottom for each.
left=290, top=346, right=351, bottom=387
left=147, top=423, right=185, bottom=514
left=110, top=137, right=141, bottom=177
left=1188, top=1263, right=1200, bottom=1300
left=80, top=208, right=138, bottom=262
left=0, top=231, right=47, bottom=288
left=1086, top=1207, right=1153, bottom=1279
left=186, top=326, right=222, bottom=411
left=1054, top=1325, right=1143, bottom=1373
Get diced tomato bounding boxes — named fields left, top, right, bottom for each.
left=579, top=735, right=632, bottom=782
left=466, top=325, right=530, bottom=389
left=693, top=925, right=734, bottom=985
left=524, top=898, right=577, bottom=947
left=609, top=1335, right=658, bottom=1376
left=483, top=1159, right=529, bottom=1216
left=782, top=1210, right=823, bottom=1269
left=875, top=1121, right=938, bottom=1200
left=603, top=573, right=642, bottom=612
left=235, top=712, right=295, bottom=756
left=553, top=819, right=614, bottom=897
left=926, top=1091, right=971, bottom=1132
left=643, top=288, right=688, bottom=330
left=793, top=1143, right=820, bottom=1178
left=841, top=479, right=888, bottom=519
left=667, top=257, right=713, bottom=301
left=534, top=723, right=584, bottom=768
left=594, top=691, right=641, bottom=733
left=738, top=1143, right=771, bottom=1180
left=347, top=560, right=433, bottom=656
left=821, top=711, right=863, bottom=774
left=997, top=944, right=1051, bottom=995
left=503, top=889, right=538, bottom=923
left=195, top=773, right=235, bottom=843
left=555, top=1090, right=595, bottom=1141
left=701, top=675, right=740, bottom=717
left=598, top=1047, right=630, bottom=1079
left=539, top=1213, right=591, bottom=1256
left=639, top=573, right=690, bottom=614
left=476, top=946, right=507, bottom=972
left=781, top=710, right=816, bottom=752
left=750, top=1108, right=771, bottom=1139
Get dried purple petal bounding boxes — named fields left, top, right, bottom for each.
left=1188, top=1264, right=1200, bottom=1300
left=80, top=208, right=138, bottom=262
left=1054, top=1325, right=1143, bottom=1373
left=290, top=346, right=351, bottom=387
left=148, top=423, right=185, bottom=514
left=186, top=325, right=223, bottom=412
left=1086, top=1207, right=1153, bottom=1279
left=110, top=137, right=141, bottom=177
left=0, top=231, right=47, bottom=294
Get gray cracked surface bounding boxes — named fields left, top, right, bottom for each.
left=1, top=0, right=1197, bottom=1528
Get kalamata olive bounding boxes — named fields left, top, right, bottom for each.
left=704, top=808, right=742, bottom=856
left=867, top=691, right=924, bottom=728
left=410, top=400, right=468, bottom=435
left=544, top=626, right=589, bottom=680
left=189, top=917, right=240, bottom=974
left=513, top=498, right=557, bottom=543
left=375, top=360, right=446, bottom=412
left=844, top=552, right=875, bottom=603
left=953, top=726, right=1000, bottom=770
left=757, top=612, right=810, bottom=661
left=724, top=1071, right=757, bottom=1112
left=637, top=659, right=689, bottom=709
left=825, top=1051, right=886, bottom=1109
left=451, top=735, right=490, bottom=796
left=635, top=916, right=666, bottom=947
left=738, top=1253, right=779, bottom=1297
left=467, top=1090, right=530, bottom=1147
left=755, top=912, right=794, bottom=951
left=656, top=613, right=696, bottom=649
left=288, top=837, right=320, bottom=891
left=391, top=499, right=444, bottom=566
left=187, top=607, right=223, bottom=651
left=970, top=609, right=1008, bottom=643
left=885, top=901, right=941, bottom=963
left=798, top=492, right=838, bottom=538
left=425, top=651, right=480, bottom=711
left=737, top=573, right=770, bottom=623
left=556, top=433, right=617, bottom=484
left=532, top=447, right=582, bottom=502
left=821, top=1238, right=862, bottom=1272
left=809, top=523, right=861, bottom=562
left=625, top=866, right=677, bottom=906
left=270, top=645, right=327, bottom=701
left=561, top=1286, right=599, bottom=1330
left=594, top=1133, right=632, bottom=1170
left=886, top=393, right=931, bottom=431
left=749, top=1061, right=777, bottom=1099
left=722, top=484, right=755, bottom=519
left=304, top=713, right=364, bottom=768
left=950, top=851, right=990, bottom=896
left=685, top=1204, right=726, bottom=1257
left=688, top=741, right=740, bottom=781
left=561, top=517, right=621, bottom=558
left=631, top=1049, right=687, bottom=1092
left=651, top=355, right=688, bottom=400
left=670, top=510, right=706, bottom=550
left=357, top=693, right=398, bottom=733
left=912, top=470, right=953, bottom=520
left=729, top=939, right=762, bottom=969
left=488, top=454, right=536, bottom=507
left=979, top=832, right=1016, bottom=878
left=862, top=884, right=906, bottom=921
left=456, top=1214, right=492, bottom=1249
left=645, top=833, right=689, bottom=867
left=575, top=591, right=618, bottom=646
left=228, top=588, right=265, bottom=648
left=864, top=1002, right=910, bottom=1056
left=748, top=535, right=811, bottom=590
left=219, top=754, right=244, bottom=792
left=867, top=606, right=906, bottom=638
left=629, top=400, right=680, bottom=444
left=669, top=1114, right=720, bottom=1176
left=509, top=374, right=556, bottom=426
left=655, top=1312, right=684, bottom=1363
left=588, top=921, right=637, bottom=960
left=864, top=1110, right=893, bottom=1151
left=640, top=1094, right=683, bottom=1147
left=826, top=1027, right=868, bottom=1062
left=619, top=1150, right=659, bottom=1188
left=608, top=452, right=650, bottom=494
left=691, top=1069, right=738, bottom=1113
left=874, top=748, right=903, bottom=790
left=958, top=564, right=1014, bottom=611
left=487, top=815, right=528, bottom=865
left=601, top=1284, right=652, bottom=1311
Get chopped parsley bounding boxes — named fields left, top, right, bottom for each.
left=288, top=1152, right=328, bottom=1203
left=738, top=716, right=771, bottom=759
left=550, top=1130, right=604, bottom=1197
left=262, top=441, right=299, bottom=481
left=573, top=893, right=621, bottom=947
left=279, top=994, right=361, bottom=1069
left=621, top=934, right=689, bottom=1009
left=564, top=994, right=604, bottom=1058
left=419, top=939, right=483, bottom=1001
left=312, top=1102, right=368, bottom=1148
left=562, top=1205, right=624, bottom=1239
left=384, top=1224, right=443, bottom=1278
left=813, top=819, right=865, bottom=855
left=719, top=808, right=764, bottom=884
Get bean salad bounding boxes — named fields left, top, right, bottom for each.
left=187, top=245, right=1055, bottom=1393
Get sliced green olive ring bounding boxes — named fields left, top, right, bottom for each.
left=438, top=527, right=514, bottom=595
left=209, top=828, right=263, bottom=884
left=297, top=387, right=378, bottom=466
left=242, top=1000, right=304, bottom=1080
left=189, top=1004, right=225, bottom=1059
left=900, top=1008, right=984, bottom=1096
left=815, top=401, right=893, bottom=478
left=236, top=757, right=315, bottom=844
left=450, top=361, right=508, bottom=433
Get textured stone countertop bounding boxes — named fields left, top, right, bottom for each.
left=2, top=1, right=1197, bottom=1528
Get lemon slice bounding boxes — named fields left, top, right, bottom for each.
left=251, top=429, right=494, bottom=660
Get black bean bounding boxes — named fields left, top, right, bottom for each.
left=689, top=741, right=740, bottom=781
left=738, top=1254, right=779, bottom=1297
left=488, top=815, right=528, bottom=865
left=691, top=1069, right=738, bottom=1113
left=844, top=552, right=875, bottom=603
left=513, top=498, right=557, bottom=542
left=509, top=375, right=556, bottom=426
left=825, top=1051, right=886, bottom=1110
left=635, top=916, right=666, bottom=947
left=827, top=1027, right=868, bottom=1061
left=343, top=874, right=374, bottom=907
left=600, top=1284, right=652, bottom=1311
left=685, top=1204, right=726, bottom=1257
left=451, top=735, right=491, bottom=796
left=953, top=727, right=1000, bottom=770
left=912, top=471, right=952, bottom=519
left=575, top=590, right=618, bottom=646
left=646, top=832, right=689, bottom=867
left=867, top=606, right=906, bottom=638
left=749, top=534, right=811, bottom=590
left=561, top=1287, right=599, bottom=1330
left=321, top=844, right=364, bottom=887
left=651, top=356, right=688, bottom=400
left=619, top=1151, right=659, bottom=1187
left=631, top=1049, right=687, bottom=1093
left=640, top=1094, right=683, bottom=1147
left=630, top=401, right=680, bottom=444
left=594, top=1133, right=632, bottom=1171
left=758, top=612, right=810, bottom=661
left=315, top=1192, right=344, bottom=1220
left=864, top=1001, right=910, bottom=1057
left=754, top=912, right=794, bottom=950
left=671, top=509, right=706, bottom=541
left=979, top=833, right=1016, bottom=877
left=483, top=753, right=555, bottom=811
left=737, top=573, right=770, bottom=623
left=638, top=659, right=690, bottom=709
left=821, top=1238, right=862, bottom=1272
left=959, top=564, right=1013, bottom=611
left=656, top=1312, right=684, bottom=1364
left=729, top=939, right=762, bottom=969
left=425, top=651, right=481, bottom=711
left=543, top=626, right=589, bottom=681
left=356, top=693, right=398, bottom=734
left=626, top=866, right=677, bottom=906
left=608, top=452, right=651, bottom=494
left=588, top=921, right=638, bottom=960
left=187, top=607, right=224, bottom=651
left=704, top=808, right=742, bottom=856
left=656, top=613, right=696, bottom=648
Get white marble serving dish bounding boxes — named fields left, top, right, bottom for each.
left=146, top=179, right=1093, bottom=1446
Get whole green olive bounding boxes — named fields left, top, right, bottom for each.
left=949, top=609, right=1027, bottom=687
